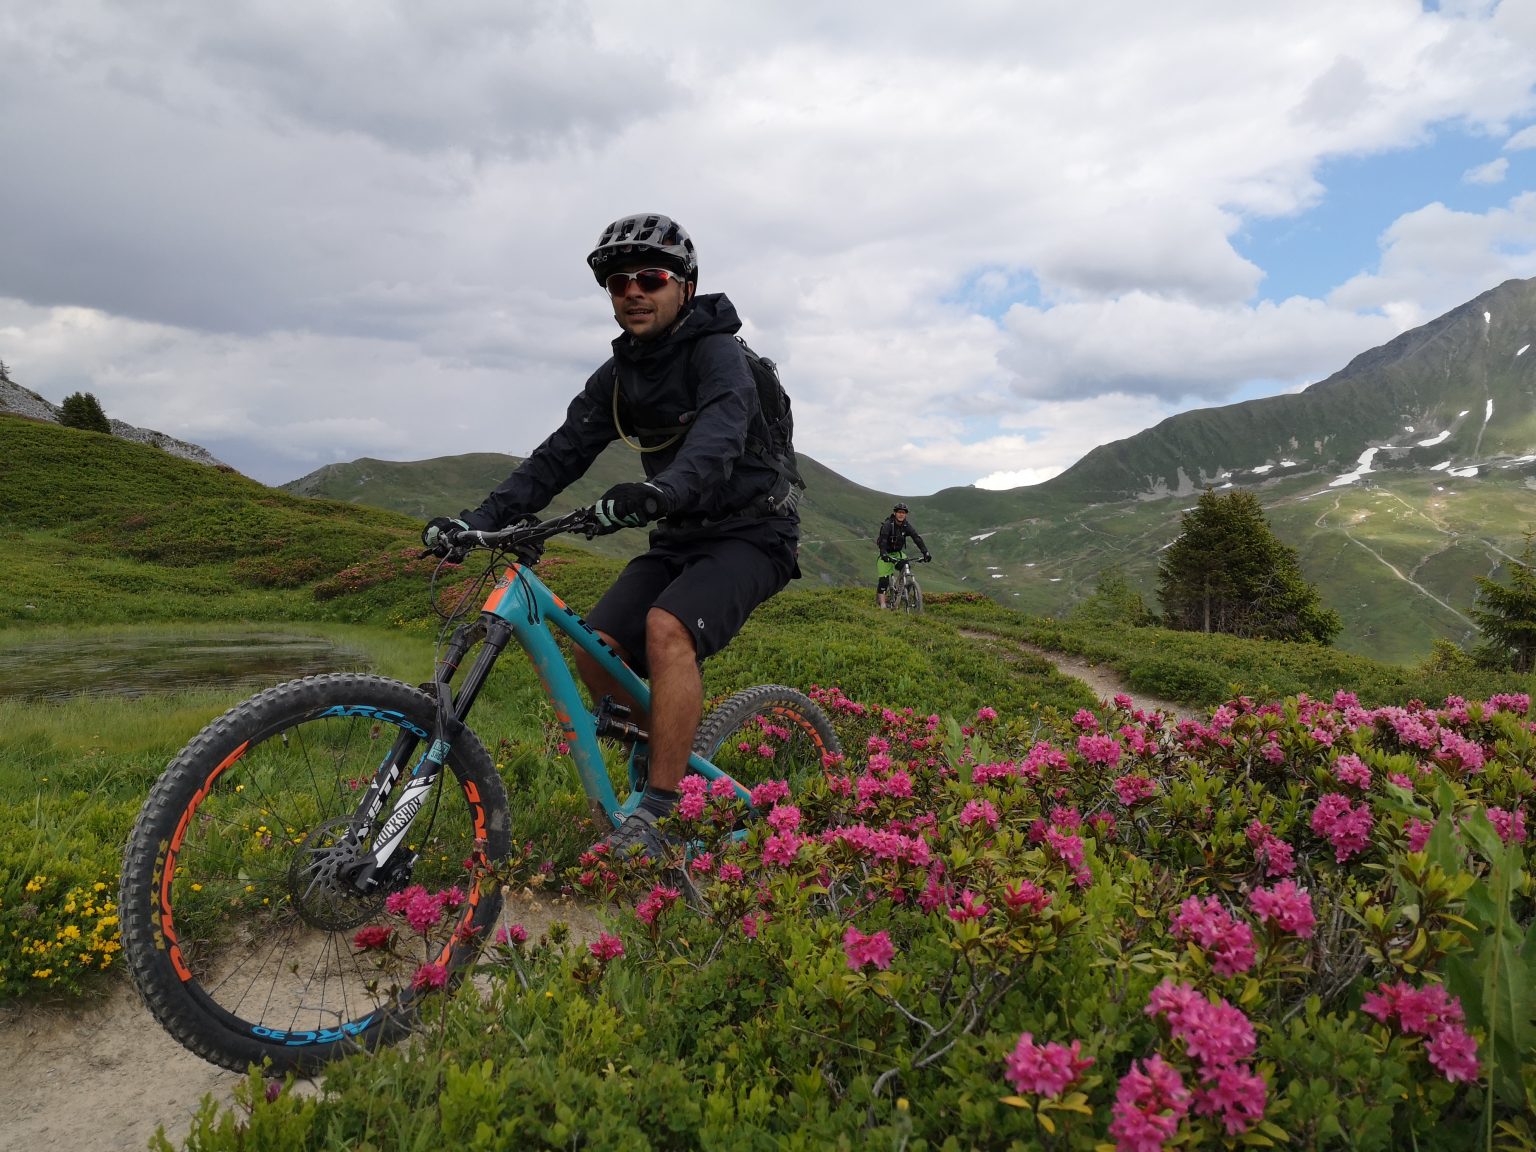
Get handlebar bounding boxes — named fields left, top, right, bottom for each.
left=421, top=506, right=616, bottom=566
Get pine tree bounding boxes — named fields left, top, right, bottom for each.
left=1471, top=535, right=1536, bottom=673
left=1156, top=488, right=1341, bottom=644
left=58, top=391, right=112, bottom=433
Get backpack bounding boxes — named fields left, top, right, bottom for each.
left=736, top=337, right=804, bottom=513
left=611, top=335, right=804, bottom=515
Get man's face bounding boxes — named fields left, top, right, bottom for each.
left=894, top=510, right=907, bottom=523
left=607, top=259, right=692, bottom=340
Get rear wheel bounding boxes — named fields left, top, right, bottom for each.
left=692, top=685, right=842, bottom=796
left=119, top=674, right=511, bottom=1074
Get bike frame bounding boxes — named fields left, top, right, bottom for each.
left=350, top=552, right=752, bottom=885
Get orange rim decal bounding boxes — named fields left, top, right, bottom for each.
left=162, top=740, right=249, bottom=982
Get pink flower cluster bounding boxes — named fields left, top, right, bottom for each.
left=677, top=774, right=741, bottom=820
left=1077, top=732, right=1123, bottom=768
left=494, top=923, right=528, bottom=947
left=1245, top=821, right=1295, bottom=878
left=1142, top=981, right=1267, bottom=1137
left=1310, top=793, right=1374, bottom=862
left=588, top=932, right=625, bottom=962
left=1112, top=774, right=1157, bottom=807
left=824, top=823, right=932, bottom=867
left=1486, top=805, right=1528, bottom=845
left=1002, top=879, right=1052, bottom=915
left=842, top=924, right=895, bottom=971
left=1169, top=897, right=1255, bottom=977
left=1004, top=1032, right=1094, bottom=1097
left=959, top=798, right=999, bottom=829
left=635, top=884, right=681, bottom=927
left=1109, top=1054, right=1190, bottom=1152
left=1362, top=981, right=1480, bottom=1083
left=1247, top=880, right=1315, bottom=938
left=384, top=884, right=465, bottom=935
left=411, top=961, right=448, bottom=991
left=1331, top=753, right=1371, bottom=789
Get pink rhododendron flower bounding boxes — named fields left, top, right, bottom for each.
left=589, top=932, right=625, bottom=962
left=1259, top=741, right=1286, bottom=765
left=1072, top=709, right=1100, bottom=731
left=741, top=913, right=760, bottom=938
left=689, top=852, right=714, bottom=874
left=352, top=925, right=392, bottom=950
left=1077, top=733, right=1123, bottom=767
left=1245, top=821, right=1296, bottom=878
left=710, top=776, right=739, bottom=799
left=1363, top=980, right=1478, bottom=1084
left=1435, top=731, right=1485, bottom=773
left=1146, top=980, right=1257, bottom=1070
left=1331, top=753, right=1371, bottom=789
left=947, top=890, right=990, bottom=922
left=1486, top=806, right=1528, bottom=845
left=1310, top=793, right=1374, bottom=862
left=1247, top=880, right=1315, bottom=939
left=842, top=925, right=895, bottom=971
left=767, top=804, right=802, bottom=834
left=635, top=884, right=681, bottom=927
left=976, top=706, right=998, bottom=722
left=1110, top=1055, right=1190, bottom=1152
left=1169, top=897, right=1256, bottom=977
left=1004, top=1032, right=1094, bottom=1097
left=495, top=923, right=528, bottom=946
left=1193, top=1062, right=1268, bottom=1136
left=749, top=780, right=791, bottom=807
left=718, top=861, right=744, bottom=883
left=411, top=962, right=449, bottom=990
left=1113, top=774, right=1157, bottom=806
left=1405, top=817, right=1435, bottom=852
left=1487, top=692, right=1530, bottom=715
left=959, top=799, right=999, bottom=829
left=1003, top=880, right=1052, bottom=914
left=1425, top=1025, right=1481, bottom=1083
left=761, top=832, right=801, bottom=866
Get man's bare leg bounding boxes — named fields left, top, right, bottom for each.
left=640, top=607, right=701, bottom=791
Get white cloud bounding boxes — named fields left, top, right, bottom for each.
left=1329, top=192, right=1536, bottom=326
left=1464, top=157, right=1509, bottom=183
left=1506, top=124, right=1536, bottom=150
left=1, top=1, right=1534, bottom=493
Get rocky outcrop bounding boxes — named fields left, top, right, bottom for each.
left=0, top=377, right=228, bottom=468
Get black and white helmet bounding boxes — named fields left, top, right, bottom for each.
left=587, top=213, right=698, bottom=285
left=893, top=502, right=909, bottom=513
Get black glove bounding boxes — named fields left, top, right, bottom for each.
left=595, top=482, right=669, bottom=529
left=422, top=516, right=469, bottom=555
left=880, top=552, right=897, bottom=563
left=921, top=552, right=932, bottom=562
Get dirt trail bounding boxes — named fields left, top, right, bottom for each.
left=0, top=893, right=603, bottom=1152
left=960, top=630, right=1201, bottom=724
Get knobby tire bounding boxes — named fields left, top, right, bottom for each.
left=119, top=674, right=511, bottom=1074
left=692, top=684, right=842, bottom=795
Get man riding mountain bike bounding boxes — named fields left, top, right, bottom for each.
left=876, top=502, right=930, bottom=610
left=422, top=213, right=799, bottom=863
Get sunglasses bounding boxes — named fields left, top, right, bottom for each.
left=604, top=267, right=686, bottom=295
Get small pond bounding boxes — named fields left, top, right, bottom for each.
left=0, top=631, right=371, bottom=702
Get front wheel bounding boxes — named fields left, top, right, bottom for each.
left=692, top=685, right=842, bottom=796
left=903, top=576, right=924, bottom=614
left=119, top=674, right=511, bottom=1074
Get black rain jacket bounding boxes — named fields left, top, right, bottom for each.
left=463, top=293, right=797, bottom=540
left=878, top=515, right=927, bottom=557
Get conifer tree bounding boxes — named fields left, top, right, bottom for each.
left=1471, top=534, right=1536, bottom=673
left=59, top=391, right=112, bottom=433
left=1156, top=488, right=1340, bottom=644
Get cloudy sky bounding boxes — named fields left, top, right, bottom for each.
left=3, top=1, right=1536, bottom=495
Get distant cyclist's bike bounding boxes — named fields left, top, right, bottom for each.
left=889, top=554, right=929, bottom=614
left=119, top=509, right=840, bottom=1073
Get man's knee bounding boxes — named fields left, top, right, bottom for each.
left=646, top=608, right=696, bottom=665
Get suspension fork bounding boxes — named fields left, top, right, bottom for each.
left=344, top=615, right=514, bottom=892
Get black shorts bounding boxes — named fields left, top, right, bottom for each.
left=586, top=518, right=797, bottom=676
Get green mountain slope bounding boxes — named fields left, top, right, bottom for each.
left=1032, top=276, right=1536, bottom=503
left=277, top=277, right=1536, bottom=664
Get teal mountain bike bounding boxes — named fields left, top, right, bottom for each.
left=119, top=509, right=841, bottom=1073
